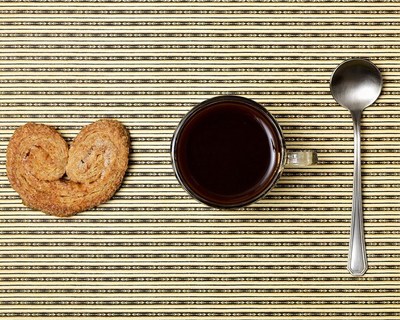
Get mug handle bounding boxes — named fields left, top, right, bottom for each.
left=285, top=150, right=318, bottom=167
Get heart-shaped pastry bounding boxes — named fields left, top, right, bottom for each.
left=6, top=119, right=130, bottom=217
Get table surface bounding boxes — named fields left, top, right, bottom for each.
left=1, top=0, right=400, bottom=318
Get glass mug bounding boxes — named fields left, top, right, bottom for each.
left=171, top=96, right=317, bottom=208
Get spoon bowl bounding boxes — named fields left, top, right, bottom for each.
left=330, top=59, right=382, bottom=112
left=330, top=58, right=382, bottom=276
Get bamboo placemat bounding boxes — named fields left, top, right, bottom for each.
left=1, top=0, right=400, bottom=318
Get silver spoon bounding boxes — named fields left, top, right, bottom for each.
left=330, top=58, right=383, bottom=276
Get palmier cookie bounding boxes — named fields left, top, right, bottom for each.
left=6, top=120, right=130, bottom=217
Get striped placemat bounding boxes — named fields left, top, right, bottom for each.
left=1, top=0, right=400, bottom=318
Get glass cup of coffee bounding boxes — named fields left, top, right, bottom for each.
left=171, top=95, right=317, bottom=208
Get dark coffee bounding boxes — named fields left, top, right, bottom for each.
left=172, top=96, right=284, bottom=208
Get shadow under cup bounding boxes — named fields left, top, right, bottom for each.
left=171, top=96, right=285, bottom=208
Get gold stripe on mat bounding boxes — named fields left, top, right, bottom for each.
left=0, top=0, right=400, bottom=319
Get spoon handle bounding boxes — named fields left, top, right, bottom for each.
left=348, top=111, right=368, bottom=276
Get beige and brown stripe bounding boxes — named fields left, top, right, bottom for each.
left=0, top=0, right=400, bottom=318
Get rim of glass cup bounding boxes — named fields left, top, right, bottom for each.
left=171, top=95, right=287, bottom=208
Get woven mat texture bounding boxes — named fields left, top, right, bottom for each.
left=0, top=0, right=399, bottom=318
